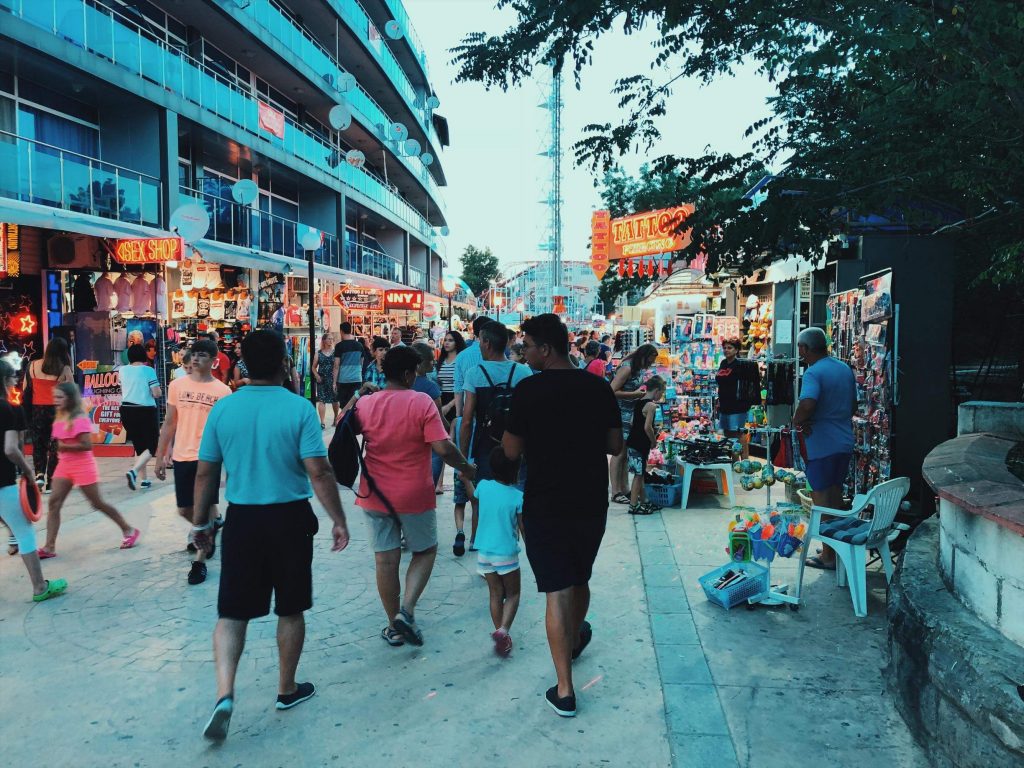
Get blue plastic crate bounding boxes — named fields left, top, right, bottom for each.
left=698, top=561, right=770, bottom=609
left=646, top=480, right=682, bottom=508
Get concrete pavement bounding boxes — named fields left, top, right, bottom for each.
left=0, top=453, right=928, bottom=767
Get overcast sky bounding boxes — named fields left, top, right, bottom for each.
left=405, top=1, right=777, bottom=273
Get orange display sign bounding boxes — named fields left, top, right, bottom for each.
left=385, top=289, right=424, bottom=311
left=590, top=210, right=611, bottom=280
left=609, top=205, right=694, bottom=260
left=113, top=236, right=183, bottom=264
left=334, top=286, right=384, bottom=312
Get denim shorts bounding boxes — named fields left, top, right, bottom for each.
left=719, top=411, right=748, bottom=432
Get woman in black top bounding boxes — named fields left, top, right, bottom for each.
left=715, top=337, right=759, bottom=440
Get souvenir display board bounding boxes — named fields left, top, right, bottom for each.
left=827, top=284, right=895, bottom=495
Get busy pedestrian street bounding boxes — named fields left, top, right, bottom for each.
left=0, top=450, right=924, bottom=768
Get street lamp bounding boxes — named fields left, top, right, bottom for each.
left=440, top=274, right=457, bottom=332
left=515, top=298, right=526, bottom=325
left=298, top=227, right=322, bottom=406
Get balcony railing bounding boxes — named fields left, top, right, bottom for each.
left=2, top=0, right=433, bottom=239
left=429, top=275, right=440, bottom=295
left=242, top=0, right=444, bottom=206
left=0, top=130, right=162, bottom=226
left=407, top=266, right=425, bottom=290
left=182, top=185, right=340, bottom=266
left=379, top=0, right=430, bottom=81
left=343, top=240, right=404, bottom=283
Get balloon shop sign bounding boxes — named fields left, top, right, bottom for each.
left=112, top=237, right=183, bottom=264
left=334, top=286, right=384, bottom=312
left=81, top=369, right=126, bottom=445
left=608, top=205, right=694, bottom=259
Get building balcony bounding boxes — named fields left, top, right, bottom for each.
left=182, top=185, right=343, bottom=268
left=407, top=265, right=425, bottom=290
left=0, top=130, right=162, bottom=226
left=374, top=0, right=431, bottom=86
left=343, top=239, right=404, bottom=284
left=235, top=0, right=445, bottom=205
left=1, top=0, right=434, bottom=240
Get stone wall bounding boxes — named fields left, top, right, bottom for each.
left=939, top=498, right=1024, bottom=646
left=887, top=517, right=1024, bottom=768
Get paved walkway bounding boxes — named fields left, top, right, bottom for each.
left=0, top=452, right=928, bottom=767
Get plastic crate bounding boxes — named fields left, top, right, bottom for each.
left=698, top=561, right=770, bottom=609
left=646, top=480, right=682, bottom=508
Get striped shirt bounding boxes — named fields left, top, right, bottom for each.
left=438, top=360, right=456, bottom=393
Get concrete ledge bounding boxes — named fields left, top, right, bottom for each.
left=958, top=401, right=1024, bottom=440
left=887, top=517, right=1024, bottom=767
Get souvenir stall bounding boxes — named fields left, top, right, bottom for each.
left=827, top=269, right=896, bottom=496
left=46, top=235, right=178, bottom=445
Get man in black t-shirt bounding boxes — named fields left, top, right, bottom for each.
left=503, top=314, right=623, bottom=719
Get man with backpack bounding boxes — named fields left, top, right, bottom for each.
left=458, top=321, right=532, bottom=555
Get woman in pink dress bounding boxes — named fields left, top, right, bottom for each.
left=38, top=383, right=140, bottom=557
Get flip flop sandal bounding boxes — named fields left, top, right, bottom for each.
left=392, top=608, right=423, bottom=647
left=33, top=578, right=68, bottom=602
left=120, top=529, right=141, bottom=550
left=38, top=549, right=57, bottom=559
left=612, top=493, right=630, bottom=505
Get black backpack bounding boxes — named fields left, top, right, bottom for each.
left=327, top=404, right=396, bottom=515
left=476, top=364, right=517, bottom=446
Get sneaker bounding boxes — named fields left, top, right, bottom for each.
left=140, top=480, right=152, bottom=490
left=572, top=620, right=593, bottom=661
left=125, top=469, right=137, bottom=491
left=453, top=531, right=465, bottom=557
left=202, top=695, right=233, bottom=740
left=276, top=681, right=315, bottom=710
left=392, top=607, right=423, bottom=647
left=187, top=561, right=207, bottom=585
left=492, top=628, right=513, bottom=655
left=43, top=479, right=52, bottom=495
left=545, top=685, right=577, bottom=717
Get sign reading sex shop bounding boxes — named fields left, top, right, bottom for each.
left=113, top=236, right=183, bottom=264
left=385, top=289, right=424, bottom=311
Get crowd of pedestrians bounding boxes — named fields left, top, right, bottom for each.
left=1, top=311, right=710, bottom=737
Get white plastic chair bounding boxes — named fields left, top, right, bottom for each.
left=675, top=458, right=735, bottom=510
left=796, top=477, right=911, bottom=617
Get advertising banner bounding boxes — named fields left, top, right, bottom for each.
left=112, top=237, right=182, bottom=264
left=385, top=289, right=424, bottom=311
left=609, top=205, right=694, bottom=260
left=334, top=286, right=385, bottom=312
left=258, top=102, right=286, bottom=139
left=590, top=210, right=610, bottom=280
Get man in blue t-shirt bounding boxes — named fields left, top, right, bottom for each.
left=193, top=330, right=351, bottom=742
left=792, top=327, right=857, bottom=570
left=332, top=322, right=369, bottom=405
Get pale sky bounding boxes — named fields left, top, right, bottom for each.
left=405, top=0, right=777, bottom=273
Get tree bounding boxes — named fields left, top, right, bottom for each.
left=454, top=1, right=1024, bottom=283
left=459, top=244, right=499, bottom=296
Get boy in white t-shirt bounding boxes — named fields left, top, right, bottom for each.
left=462, top=446, right=523, bottom=656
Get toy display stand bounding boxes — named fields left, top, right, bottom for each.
left=731, top=425, right=808, bottom=610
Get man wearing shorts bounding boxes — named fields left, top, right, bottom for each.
left=792, top=327, right=857, bottom=570
left=192, top=330, right=350, bottom=741
left=503, top=314, right=623, bottom=718
left=332, top=322, right=367, bottom=406
left=155, top=339, right=231, bottom=585
left=354, top=346, right=475, bottom=647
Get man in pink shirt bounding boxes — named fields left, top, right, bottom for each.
left=353, top=346, right=475, bottom=647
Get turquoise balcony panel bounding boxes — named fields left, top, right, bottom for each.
left=0, top=130, right=162, bottom=226
left=407, top=266, right=425, bottom=290
left=380, top=0, right=430, bottom=81
left=2, top=0, right=434, bottom=239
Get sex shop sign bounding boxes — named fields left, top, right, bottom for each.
left=384, top=289, right=423, bottom=311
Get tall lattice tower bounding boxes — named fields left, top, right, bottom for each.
left=537, top=64, right=563, bottom=297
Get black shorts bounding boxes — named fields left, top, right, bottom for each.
left=218, top=500, right=319, bottom=620
left=522, top=502, right=607, bottom=593
left=172, top=460, right=218, bottom=509
left=336, top=382, right=360, bottom=405
left=119, top=404, right=158, bottom=456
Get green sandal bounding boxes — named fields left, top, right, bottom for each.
left=33, top=578, right=68, bottom=602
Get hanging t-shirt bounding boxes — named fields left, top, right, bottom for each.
left=154, top=275, right=167, bottom=316
left=236, top=295, right=251, bottom=321
left=94, top=274, right=116, bottom=311
left=223, top=300, right=237, bottom=321
left=167, top=376, right=232, bottom=462
left=171, top=293, right=186, bottom=318
left=179, top=261, right=194, bottom=292
left=114, top=274, right=133, bottom=312
left=183, top=293, right=198, bottom=316
left=209, top=294, right=225, bottom=321
left=191, top=261, right=208, bottom=289
left=118, top=364, right=159, bottom=406
left=131, top=274, right=154, bottom=315
left=196, top=295, right=211, bottom=318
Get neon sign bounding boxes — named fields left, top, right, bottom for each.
left=385, top=290, right=423, bottom=311
left=13, top=311, right=36, bottom=336
left=609, top=205, right=694, bottom=260
left=113, top=237, right=183, bottom=264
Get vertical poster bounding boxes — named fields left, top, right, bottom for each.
left=74, top=312, right=124, bottom=444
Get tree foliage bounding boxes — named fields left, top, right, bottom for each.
left=459, top=244, right=500, bottom=295
left=454, top=1, right=1024, bottom=283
